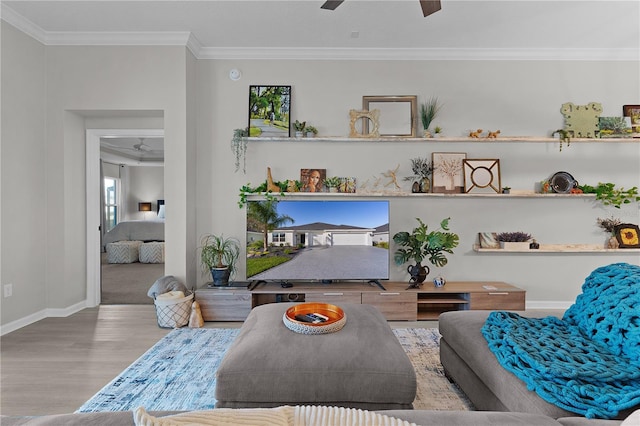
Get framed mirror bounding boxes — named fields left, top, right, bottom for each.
left=463, top=159, right=501, bottom=193
left=362, top=95, right=417, bottom=137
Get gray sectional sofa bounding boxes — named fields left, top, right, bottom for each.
left=438, top=310, right=636, bottom=421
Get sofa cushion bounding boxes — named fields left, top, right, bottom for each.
left=438, top=310, right=576, bottom=419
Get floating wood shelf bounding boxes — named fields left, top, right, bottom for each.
left=472, top=244, right=640, bottom=253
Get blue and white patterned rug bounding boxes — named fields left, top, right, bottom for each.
left=77, top=327, right=472, bottom=412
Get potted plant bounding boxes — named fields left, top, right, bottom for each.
left=403, top=157, right=435, bottom=193
left=325, top=176, right=341, bottom=192
left=305, top=125, right=318, bottom=138
left=393, top=217, right=459, bottom=288
left=293, top=120, right=306, bottom=138
left=420, top=96, right=442, bottom=138
left=496, top=232, right=532, bottom=250
left=502, top=186, right=511, bottom=194
left=200, top=233, right=240, bottom=286
left=231, top=128, right=249, bottom=174
left=434, top=126, right=443, bottom=138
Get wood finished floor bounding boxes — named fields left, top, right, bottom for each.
left=0, top=305, right=437, bottom=416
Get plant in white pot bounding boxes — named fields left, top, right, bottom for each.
left=496, top=232, right=532, bottom=250
left=293, top=120, right=306, bottom=138
left=325, top=176, right=341, bottom=193
left=200, top=234, right=240, bottom=286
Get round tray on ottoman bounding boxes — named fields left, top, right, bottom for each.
left=283, top=303, right=346, bottom=334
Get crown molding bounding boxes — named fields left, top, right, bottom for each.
left=199, top=47, right=640, bottom=61
left=1, top=2, right=47, bottom=44
left=2, top=3, right=637, bottom=62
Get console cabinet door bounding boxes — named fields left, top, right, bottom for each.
left=362, top=292, right=417, bottom=321
left=304, top=292, right=362, bottom=304
left=195, top=291, right=252, bottom=321
left=469, top=291, right=525, bottom=310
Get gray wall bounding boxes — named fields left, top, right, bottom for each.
left=2, top=19, right=639, bottom=330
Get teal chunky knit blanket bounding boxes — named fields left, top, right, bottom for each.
left=482, top=263, right=640, bottom=419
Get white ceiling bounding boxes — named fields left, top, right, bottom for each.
left=101, top=137, right=164, bottom=166
left=3, top=1, right=639, bottom=60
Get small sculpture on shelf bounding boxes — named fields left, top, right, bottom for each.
left=469, top=128, right=483, bottom=138
left=487, top=130, right=501, bottom=139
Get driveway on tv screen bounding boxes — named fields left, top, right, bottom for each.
left=251, top=245, right=388, bottom=281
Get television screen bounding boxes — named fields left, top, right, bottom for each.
left=246, top=200, right=389, bottom=282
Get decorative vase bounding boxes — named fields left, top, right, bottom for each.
left=411, top=181, right=421, bottom=193
left=607, top=236, right=619, bottom=249
left=420, top=177, right=431, bottom=193
left=295, top=131, right=303, bottom=138
left=407, top=263, right=430, bottom=287
left=423, top=129, right=433, bottom=138
left=433, top=276, right=446, bottom=288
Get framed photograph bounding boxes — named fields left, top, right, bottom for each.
left=362, top=95, right=417, bottom=137
left=432, top=152, right=467, bottom=193
left=248, top=86, right=291, bottom=137
left=463, top=159, right=501, bottom=193
left=598, top=116, right=633, bottom=138
left=478, top=232, right=500, bottom=249
left=300, top=168, right=326, bottom=193
left=623, top=105, right=640, bottom=138
left=615, top=223, right=640, bottom=248
left=339, top=177, right=357, bottom=193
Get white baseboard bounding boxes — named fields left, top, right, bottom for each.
left=0, top=300, right=88, bottom=336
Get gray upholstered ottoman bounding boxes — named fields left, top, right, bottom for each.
left=215, top=303, right=416, bottom=410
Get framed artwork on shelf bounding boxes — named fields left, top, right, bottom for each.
left=300, top=168, right=326, bottom=193
left=623, top=105, right=640, bottom=138
left=615, top=223, right=640, bottom=248
left=362, top=95, right=417, bottom=137
left=339, top=177, right=357, bottom=193
left=463, top=159, right=501, bottom=193
left=248, top=86, right=291, bottom=137
left=432, top=152, right=467, bottom=193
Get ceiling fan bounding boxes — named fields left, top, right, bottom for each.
left=321, top=0, right=441, bottom=17
left=102, top=138, right=162, bottom=155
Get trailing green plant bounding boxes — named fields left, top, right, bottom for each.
left=420, top=97, right=442, bottom=131
left=496, top=232, right=532, bottom=242
left=231, top=128, right=249, bottom=173
left=578, top=182, right=640, bottom=209
left=305, top=125, right=318, bottom=135
left=393, top=217, right=459, bottom=268
left=403, top=157, right=435, bottom=181
left=238, top=181, right=285, bottom=208
left=199, top=234, right=240, bottom=278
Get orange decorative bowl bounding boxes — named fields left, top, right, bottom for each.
left=283, top=303, right=347, bottom=334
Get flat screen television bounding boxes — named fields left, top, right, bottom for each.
left=246, top=200, right=389, bottom=285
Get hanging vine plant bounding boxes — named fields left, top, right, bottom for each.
left=578, top=182, right=640, bottom=209
left=231, top=128, right=249, bottom=173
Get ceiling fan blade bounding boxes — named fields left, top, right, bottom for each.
left=419, top=0, right=441, bottom=17
left=321, top=0, right=345, bottom=11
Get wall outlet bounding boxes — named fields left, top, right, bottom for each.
left=4, top=283, right=13, bottom=298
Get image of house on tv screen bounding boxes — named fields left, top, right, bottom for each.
left=246, top=200, right=389, bottom=281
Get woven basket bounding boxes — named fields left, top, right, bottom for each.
left=154, top=291, right=193, bottom=329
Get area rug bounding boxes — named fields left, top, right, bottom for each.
left=77, top=327, right=473, bottom=413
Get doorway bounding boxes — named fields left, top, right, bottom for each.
left=86, top=128, right=164, bottom=307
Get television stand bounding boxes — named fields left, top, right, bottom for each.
left=368, top=279, right=386, bottom=290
